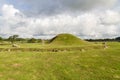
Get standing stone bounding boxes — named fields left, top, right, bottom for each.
left=103, top=42, right=108, bottom=49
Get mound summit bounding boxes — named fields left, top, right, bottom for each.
left=50, top=33, right=88, bottom=45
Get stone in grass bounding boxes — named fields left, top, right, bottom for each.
left=7, top=49, right=11, bottom=52
left=102, top=42, right=108, bottom=49
left=80, top=49, right=85, bottom=52
left=12, top=44, right=20, bottom=48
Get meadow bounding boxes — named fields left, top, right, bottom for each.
left=0, top=42, right=119, bottom=80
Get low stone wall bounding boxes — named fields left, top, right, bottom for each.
left=0, top=45, right=103, bottom=52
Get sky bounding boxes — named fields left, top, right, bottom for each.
left=0, top=0, right=120, bottom=39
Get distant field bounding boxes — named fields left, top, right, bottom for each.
left=0, top=42, right=119, bottom=80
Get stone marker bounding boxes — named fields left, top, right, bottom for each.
left=12, top=44, right=20, bottom=48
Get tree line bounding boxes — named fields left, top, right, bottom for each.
left=0, top=35, right=120, bottom=43
left=0, top=35, right=45, bottom=43
left=86, top=37, right=120, bottom=42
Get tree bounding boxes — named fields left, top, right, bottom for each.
left=27, top=38, right=36, bottom=43
left=37, top=39, right=42, bottom=43
left=8, top=35, right=19, bottom=43
left=0, top=37, right=3, bottom=41
left=115, top=37, right=120, bottom=41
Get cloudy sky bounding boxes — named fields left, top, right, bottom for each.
left=0, top=0, right=120, bottom=39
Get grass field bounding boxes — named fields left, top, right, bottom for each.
left=0, top=42, right=120, bottom=80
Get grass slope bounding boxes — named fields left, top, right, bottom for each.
left=50, top=33, right=88, bottom=45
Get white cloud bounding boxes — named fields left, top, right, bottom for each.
left=101, top=10, right=120, bottom=25
left=0, top=4, right=120, bottom=39
left=2, top=4, right=20, bottom=17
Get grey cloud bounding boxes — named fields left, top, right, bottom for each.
left=11, top=0, right=118, bottom=16
left=60, top=0, right=117, bottom=10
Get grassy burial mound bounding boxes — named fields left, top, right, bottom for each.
left=49, top=33, right=88, bottom=46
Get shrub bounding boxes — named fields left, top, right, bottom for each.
left=27, top=38, right=36, bottom=43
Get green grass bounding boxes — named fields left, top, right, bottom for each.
left=50, top=33, right=89, bottom=45
left=0, top=42, right=119, bottom=80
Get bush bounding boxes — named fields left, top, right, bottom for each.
left=116, top=37, right=120, bottom=41
left=27, top=38, right=36, bottom=43
left=0, top=37, right=3, bottom=41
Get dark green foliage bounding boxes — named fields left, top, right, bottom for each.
left=115, top=37, right=120, bottom=41
left=8, top=35, right=19, bottom=43
left=16, top=38, right=26, bottom=42
left=27, top=38, right=36, bottom=43
left=0, top=37, right=3, bottom=41
left=37, top=39, right=42, bottom=43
